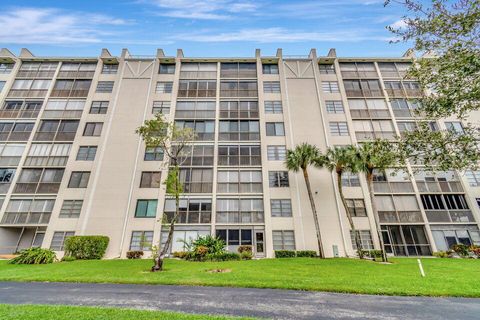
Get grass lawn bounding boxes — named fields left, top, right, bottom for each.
left=0, top=304, right=253, bottom=320
left=0, top=258, right=478, bottom=297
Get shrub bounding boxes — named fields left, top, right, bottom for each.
left=184, top=235, right=227, bottom=261
left=469, top=246, right=480, bottom=257
left=10, top=247, right=56, bottom=265
left=360, top=250, right=383, bottom=260
left=240, top=251, right=253, bottom=260
left=61, top=255, right=76, bottom=262
left=206, top=252, right=241, bottom=261
left=296, top=250, right=317, bottom=258
left=275, top=250, right=296, bottom=258
left=64, top=236, right=109, bottom=260
left=433, top=251, right=449, bottom=258
left=237, top=245, right=252, bottom=254
left=172, top=251, right=188, bottom=259
left=452, top=244, right=469, bottom=257
left=126, top=251, right=143, bottom=259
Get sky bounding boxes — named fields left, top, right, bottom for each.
left=0, top=0, right=415, bottom=58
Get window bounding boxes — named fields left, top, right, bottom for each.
left=342, top=172, right=360, bottom=187
left=59, top=200, right=83, bottom=218
left=218, top=145, right=261, bottom=166
left=322, top=81, right=339, bottom=93
left=180, top=62, right=217, bottom=78
left=269, top=171, right=289, bottom=187
left=272, top=230, right=295, bottom=250
left=130, top=231, right=153, bottom=250
left=216, top=229, right=254, bottom=246
left=220, top=62, right=257, bottom=78
left=267, top=145, right=286, bottom=161
left=89, top=101, right=108, bottom=114
left=0, top=81, right=5, bottom=93
left=346, top=199, right=366, bottom=217
left=178, top=80, right=216, bottom=97
left=350, top=230, right=374, bottom=250
left=465, top=171, right=480, bottom=187
left=50, top=231, right=75, bottom=251
left=159, top=64, right=175, bottom=74
left=262, top=64, right=279, bottom=74
left=175, top=120, right=215, bottom=141
left=173, top=144, right=214, bottom=166
left=219, top=101, right=258, bottom=118
left=220, top=81, right=257, bottom=97
left=217, top=170, right=262, bottom=193
left=144, top=146, right=164, bottom=161
left=477, top=198, right=480, bottom=208
left=68, top=171, right=90, bottom=188
left=445, top=121, right=464, bottom=134
left=175, top=101, right=216, bottom=119
left=102, top=64, right=118, bottom=74
left=164, top=198, right=212, bottom=223
left=178, top=168, right=213, bottom=193
left=266, top=122, right=285, bottom=136
left=23, top=143, right=71, bottom=166
left=264, top=101, right=282, bottom=114
left=96, top=81, right=114, bottom=93
left=152, top=101, right=170, bottom=115
left=325, top=101, right=344, bottom=113
left=344, top=80, right=382, bottom=97
left=156, top=81, right=173, bottom=93
left=329, top=122, right=349, bottom=136
left=263, top=81, right=281, bottom=93
left=83, top=122, right=103, bottom=136
left=76, top=146, right=97, bottom=161
left=219, top=120, right=259, bottom=141
left=135, top=200, right=158, bottom=217
left=0, top=63, right=14, bottom=74
left=216, top=198, right=264, bottom=223
left=14, top=168, right=64, bottom=194
left=140, top=171, right=161, bottom=188
left=34, top=120, right=79, bottom=141
left=319, top=64, right=335, bottom=74
left=271, top=199, right=292, bottom=217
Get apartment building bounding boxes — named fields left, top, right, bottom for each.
left=0, top=47, right=479, bottom=258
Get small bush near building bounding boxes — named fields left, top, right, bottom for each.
left=452, top=244, right=470, bottom=257
left=64, top=236, right=109, bottom=260
left=126, top=251, right=144, bottom=259
left=296, top=250, right=317, bottom=258
left=172, top=251, right=188, bottom=259
left=237, top=245, right=252, bottom=254
left=61, top=255, right=77, bottom=262
left=9, top=247, right=56, bottom=265
left=240, top=251, right=253, bottom=260
left=183, top=235, right=228, bottom=261
left=275, top=250, right=296, bottom=258
left=206, top=252, right=241, bottom=261
left=433, top=251, right=449, bottom=258
left=360, top=250, right=383, bottom=260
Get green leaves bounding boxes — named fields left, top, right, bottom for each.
left=285, top=143, right=321, bottom=172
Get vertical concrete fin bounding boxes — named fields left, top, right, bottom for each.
left=309, top=49, right=317, bottom=59
left=255, top=49, right=261, bottom=58
left=156, top=49, right=165, bottom=58
left=276, top=48, right=282, bottom=58
left=327, top=48, right=337, bottom=57
left=121, top=48, right=130, bottom=58
left=19, top=48, right=34, bottom=58
left=0, top=48, right=15, bottom=58
left=176, top=49, right=184, bottom=58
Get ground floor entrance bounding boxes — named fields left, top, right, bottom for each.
left=381, top=225, right=431, bottom=256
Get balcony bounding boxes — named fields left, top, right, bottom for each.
left=23, top=156, right=69, bottom=167
left=415, top=181, right=464, bottom=193
left=355, top=131, right=395, bottom=141
left=373, top=181, right=415, bottom=193
left=216, top=211, right=264, bottom=223
left=0, top=183, right=12, bottom=194
left=57, top=71, right=95, bottom=78
left=180, top=71, right=217, bottom=79
left=384, top=88, right=405, bottom=97
left=219, top=110, right=259, bottom=119
left=219, top=132, right=260, bottom=141
left=425, top=210, right=475, bottom=223
left=392, top=109, right=414, bottom=118
left=50, top=89, right=90, bottom=98
left=218, top=155, right=262, bottom=166
left=405, top=89, right=423, bottom=97
left=350, top=109, right=391, bottom=119
left=7, top=90, right=48, bottom=98
left=378, top=210, right=423, bottom=223
left=0, top=212, right=51, bottom=225
left=0, top=131, right=32, bottom=142
left=217, top=183, right=263, bottom=193
left=33, top=131, right=77, bottom=142
left=42, top=110, right=84, bottom=119
left=14, top=182, right=61, bottom=194
left=164, top=211, right=212, bottom=224
left=16, top=70, right=55, bottom=78
left=220, top=70, right=257, bottom=78
left=341, top=71, right=378, bottom=78
left=0, top=156, right=22, bottom=166
left=345, top=89, right=383, bottom=98
left=182, top=182, right=213, bottom=193
left=177, top=90, right=216, bottom=98
left=0, top=109, right=40, bottom=119
left=220, top=90, right=258, bottom=98
left=175, top=110, right=216, bottom=119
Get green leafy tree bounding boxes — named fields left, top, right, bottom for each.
left=386, top=0, right=480, bottom=171
left=321, top=146, right=364, bottom=258
left=355, top=140, right=403, bottom=262
left=136, top=114, right=195, bottom=271
left=285, top=143, right=325, bottom=258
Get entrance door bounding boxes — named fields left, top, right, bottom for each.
left=255, top=231, right=265, bottom=257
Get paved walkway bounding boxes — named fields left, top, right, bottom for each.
left=0, top=281, right=479, bottom=319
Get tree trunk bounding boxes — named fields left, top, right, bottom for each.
left=366, top=171, right=388, bottom=262
left=336, top=171, right=363, bottom=259
left=302, top=167, right=325, bottom=258
left=152, top=164, right=180, bottom=272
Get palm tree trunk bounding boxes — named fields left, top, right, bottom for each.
left=366, top=171, right=388, bottom=262
left=152, top=164, right=181, bottom=272
left=302, top=167, right=325, bottom=258
left=336, top=171, right=363, bottom=259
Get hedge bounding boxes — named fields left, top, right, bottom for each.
left=275, top=250, right=296, bottom=258
left=64, top=236, right=109, bottom=260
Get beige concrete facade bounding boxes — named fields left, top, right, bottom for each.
left=0, top=47, right=479, bottom=258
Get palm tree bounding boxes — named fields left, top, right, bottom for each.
left=321, top=145, right=364, bottom=258
left=355, top=140, right=398, bottom=262
left=286, top=143, right=325, bottom=258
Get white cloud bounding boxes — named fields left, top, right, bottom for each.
left=390, top=19, right=408, bottom=29
left=170, top=27, right=390, bottom=43
left=150, top=0, right=259, bottom=20
left=0, top=8, right=129, bottom=44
